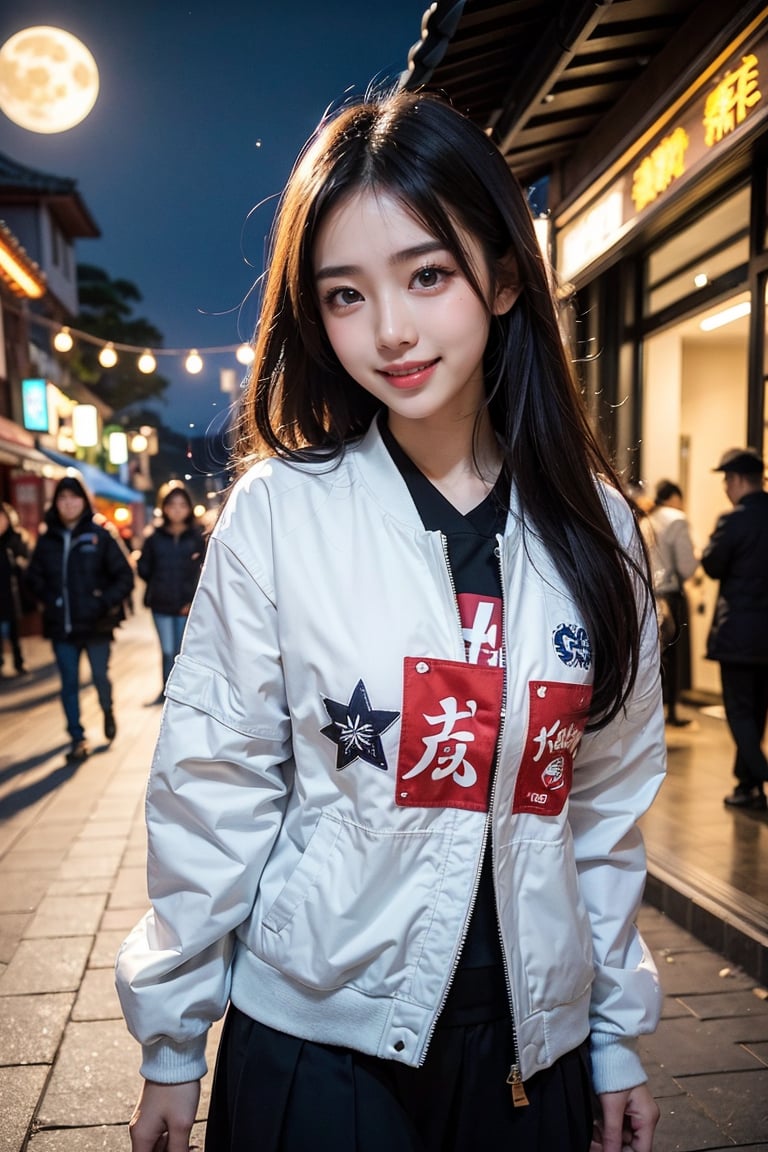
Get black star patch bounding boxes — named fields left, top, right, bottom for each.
left=321, top=679, right=399, bottom=771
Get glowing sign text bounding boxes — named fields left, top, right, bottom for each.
left=632, top=127, right=690, bottom=212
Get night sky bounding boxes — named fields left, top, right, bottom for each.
left=0, top=1, right=427, bottom=433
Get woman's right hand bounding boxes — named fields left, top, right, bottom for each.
left=129, top=1078, right=200, bottom=1152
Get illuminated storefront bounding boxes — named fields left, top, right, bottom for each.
left=552, top=14, right=768, bottom=695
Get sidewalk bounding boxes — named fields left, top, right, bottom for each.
left=0, top=608, right=766, bottom=1151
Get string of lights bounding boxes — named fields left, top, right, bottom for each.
left=19, top=307, right=255, bottom=375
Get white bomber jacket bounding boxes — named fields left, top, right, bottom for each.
left=116, top=418, right=666, bottom=1095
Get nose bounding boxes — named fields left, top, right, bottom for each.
left=374, top=291, right=417, bottom=351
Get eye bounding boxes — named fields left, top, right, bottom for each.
left=322, top=286, right=363, bottom=309
left=412, top=264, right=453, bottom=290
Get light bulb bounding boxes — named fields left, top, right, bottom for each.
left=53, top=327, right=73, bottom=352
left=185, top=349, right=203, bottom=374
left=98, top=342, right=118, bottom=368
left=108, top=431, right=128, bottom=465
left=235, top=342, right=255, bottom=365
left=137, top=350, right=157, bottom=374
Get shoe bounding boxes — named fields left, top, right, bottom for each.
left=104, top=711, right=116, bottom=742
left=723, top=785, right=767, bottom=810
left=66, top=739, right=90, bottom=763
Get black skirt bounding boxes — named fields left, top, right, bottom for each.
left=204, top=967, right=593, bottom=1152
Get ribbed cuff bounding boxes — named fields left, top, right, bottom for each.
left=139, top=1033, right=208, bottom=1084
left=589, top=1032, right=647, bottom=1095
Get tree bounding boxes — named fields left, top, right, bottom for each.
left=67, top=264, right=170, bottom=411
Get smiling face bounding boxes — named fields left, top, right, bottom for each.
left=314, top=189, right=517, bottom=440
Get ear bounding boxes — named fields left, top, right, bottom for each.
left=492, top=250, right=522, bottom=316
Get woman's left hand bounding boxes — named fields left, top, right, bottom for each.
left=591, top=1083, right=659, bottom=1152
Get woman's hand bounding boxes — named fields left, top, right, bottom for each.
left=591, top=1083, right=659, bottom=1152
left=129, top=1078, right=200, bottom=1152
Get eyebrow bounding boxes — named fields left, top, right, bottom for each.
left=315, top=240, right=447, bottom=280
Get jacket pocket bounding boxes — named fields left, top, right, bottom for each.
left=502, top=835, right=593, bottom=1016
left=255, top=811, right=452, bottom=995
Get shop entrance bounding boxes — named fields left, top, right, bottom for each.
left=642, top=293, right=750, bottom=695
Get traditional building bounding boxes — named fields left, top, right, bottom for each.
left=0, top=153, right=100, bottom=533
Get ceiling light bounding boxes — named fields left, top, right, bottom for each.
left=693, top=273, right=708, bottom=288
left=699, top=301, right=751, bottom=331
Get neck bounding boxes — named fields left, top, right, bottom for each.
left=386, top=408, right=502, bottom=514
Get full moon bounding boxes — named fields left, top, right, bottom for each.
left=0, top=26, right=99, bottom=134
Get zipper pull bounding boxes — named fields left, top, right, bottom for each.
left=506, top=1064, right=530, bottom=1107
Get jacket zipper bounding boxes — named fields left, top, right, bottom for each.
left=492, top=538, right=529, bottom=1107
left=421, top=534, right=529, bottom=1106
left=419, top=534, right=489, bottom=1062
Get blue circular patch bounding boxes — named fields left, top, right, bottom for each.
left=552, top=623, right=592, bottom=669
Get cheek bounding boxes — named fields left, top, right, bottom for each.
left=322, top=316, right=362, bottom=369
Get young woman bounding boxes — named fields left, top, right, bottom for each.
left=26, top=475, right=134, bottom=759
left=137, top=481, right=205, bottom=702
left=118, top=90, right=666, bottom=1152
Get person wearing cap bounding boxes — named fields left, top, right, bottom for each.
left=701, top=447, right=768, bottom=809
left=25, top=474, right=134, bottom=762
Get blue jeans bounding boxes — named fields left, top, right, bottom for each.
left=152, top=612, right=188, bottom=685
left=52, top=637, right=113, bottom=742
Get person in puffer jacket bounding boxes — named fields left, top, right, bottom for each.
left=137, top=480, right=205, bottom=702
left=117, top=91, right=665, bottom=1152
left=26, top=474, right=134, bottom=761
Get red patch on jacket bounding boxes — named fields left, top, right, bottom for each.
left=396, top=657, right=504, bottom=811
left=512, top=681, right=592, bottom=816
left=457, top=593, right=503, bottom=666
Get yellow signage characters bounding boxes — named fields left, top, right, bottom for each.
left=632, top=127, right=690, bottom=212
left=703, top=54, right=762, bottom=146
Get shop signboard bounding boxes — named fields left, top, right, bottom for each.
left=558, top=22, right=768, bottom=282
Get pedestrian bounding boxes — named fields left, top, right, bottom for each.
left=647, top=481, right=698, bottom=726
left=117, top=90, right=665, bottom=1152
left=25, top=474, right=134, bottom=761
left=701, top=447, right=768, bottom=810
left=0, top=501, right=30, bottom=676
left=138, top=481, right=206, bottom=704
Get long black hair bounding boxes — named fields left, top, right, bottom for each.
left=235, top=89, right=653, bottom=728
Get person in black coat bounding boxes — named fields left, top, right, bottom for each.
left=25, top=475, right=134, bottom=761
left=702, top=447, right=768, bottom=810
left=0, top=501, right=30, bottom=676
left=137, top=481, right=205, bottom=703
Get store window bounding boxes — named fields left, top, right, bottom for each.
left=645, top=186, right=749, bottom=316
